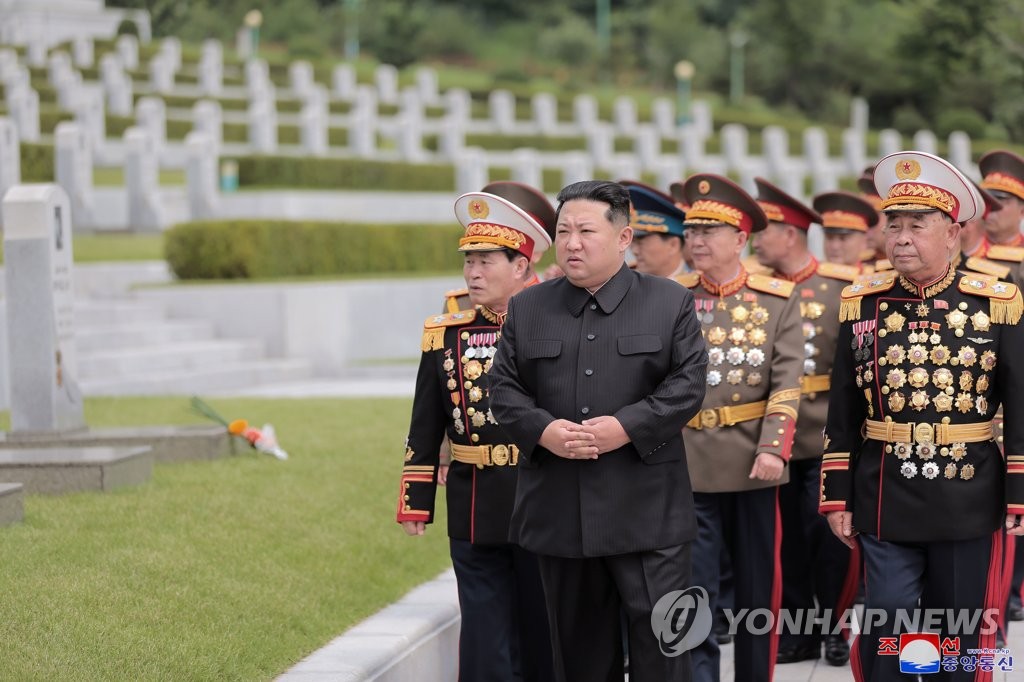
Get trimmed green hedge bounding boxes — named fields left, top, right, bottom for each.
left=164, top=220, right=464, bottom=279
left=232, top=155, right=455, bottom=191
left=20, top=142, right=55, bottom=182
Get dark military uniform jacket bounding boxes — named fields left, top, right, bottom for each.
left=775, top=259, right=860, bottom=462
left=678, top=267, right=804, bottom=492
left=820, top=267, right=1024, bottom=542
left=397, top=306, right=522, bottom=545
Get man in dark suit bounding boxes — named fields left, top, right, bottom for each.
left=490, top=180, right=708, bottom=682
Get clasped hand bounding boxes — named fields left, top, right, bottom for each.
left=540, top=416, right=629, bottom=460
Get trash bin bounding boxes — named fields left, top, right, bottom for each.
left=220, top=160, right=239, bottom=193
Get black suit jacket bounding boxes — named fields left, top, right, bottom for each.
left=489, top=263, right=708, bottom=557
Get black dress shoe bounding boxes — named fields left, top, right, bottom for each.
left=776, top=641, right=821, bottom=664
left=1009, top=604, right=1024, bottom=621
left=713, top=613, right=732, bottom=645
left=824, top=634, right=850, bottom=666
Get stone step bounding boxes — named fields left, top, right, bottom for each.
left=75, top=319, right=216, bottom=352
left=0, top=446, right=153, bottom=495
left=74, top=300, right=166, bottom=325
left=0, top=483, right=24, bottom=527
left=77, top=339, right=266, bottom=378
left=79, top=358, right=313, bottom=396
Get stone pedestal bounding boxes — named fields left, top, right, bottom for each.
left=0, top=446, right=152, bottom=495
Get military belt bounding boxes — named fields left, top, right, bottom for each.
left=450, top=443, right=520, bottom=469
left=864, top=419, right=995, bottom=445
left=801, top=374, right=831, bottom=394
left=685, top=400, right=768, bottom=430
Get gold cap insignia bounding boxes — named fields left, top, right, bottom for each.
left=895, top=158, right=922, bottom=181
left=468, top=199, right=490, bottom=219
left=698, top=180, right=711, bottom=195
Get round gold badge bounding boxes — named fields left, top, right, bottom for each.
left=698, top=180, right=711, bottom=195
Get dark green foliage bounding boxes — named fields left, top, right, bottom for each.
left=231, top=156, right=456, bottom=191
left=163, top=220, right=465, bottom=279
left=20, top=143, right=54, bottom=182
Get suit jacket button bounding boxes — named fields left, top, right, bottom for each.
left=581, top=407, right=590, bottom=415
left=585, top=369, right=593, bottom=376
left=587, top=334, right=596, bottom=340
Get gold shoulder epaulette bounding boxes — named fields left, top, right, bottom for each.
left=674, top=272, right=700, bottom=288
left=839, top=272, right=897, bottom=322
left=964, top=257, right=1011, bottom=280
left=443, top=287, right=470, bottom=313
left=874, top=259, right=894, bottom=271
left=985, top=245, right=1024, bottom=263
left=958, top=274, right=1023, bottom=325
left=421, top=309, right=476, bottom=352
left=746, top=273, right=795, bottom=298
left=816, top=262, right=860, bottom=282
left=742, top=257, right=772, bottom=276
left=858, top=248, right=877, bottom=263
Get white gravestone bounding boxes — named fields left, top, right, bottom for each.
left=72, top=36, right=94, bottom=68
left=116, top=34, right=139, bottom=71
left=679, top=126, right=705, bottom=171
left=149, top=53, right=174, bottom=94
left=652, top=98, right=676, bottom=138
left=948, top=132, right=972, bottom=175
left=762, top=125, right=790, bottom=179
left=26, top=35, right=47, bottom=68
left=415, top=68, right=439, bottom=106
left=48, top=52, right=72, bottom=86
left=0, top=118, right=20, bottom=218
left=54, top=122, right=95, bottom=229
left=245, top=59, right=270, bottom=95
left=511, top=148, right=542, bottom=189
left=185, top=131, right=218, bottom=220
left=161, top=37, right=182, bottom=73
left=613, top=97, right=637, bottom=136
left=586, top=123, right=614, bottom=171
left=721, top=123, right=749, bottom=172
left=349, top=109, right=375, bottom=158
left=289, top=60, right=315, bottom=98
left=691, top=101, right=713, bottom=139
left=107, top=73, right=133, bottom=117
left=124, top=127, right=164, bottom=232
left=803, top=126, right=829, bottom=175
left=841, top=128, right=866, bottom=177
left=8, top=88, right=40, bottom=142
left=532, top=93, right=558, bottom=136
left=396, top=113, right=424, bottom=162
left=444, top=88, right=470, bottom=122
left=912, top=130, right=938, bottom=155
left=634, top=124, right=661, bottom=172
left=439, top=115, right=464, bottom=160
left=455, top=148, right=488, bottom=195
left=199, top=40, right=223, bottom=96
left=878, top=129, right=903, bottom=159
left=301, top=102, right=328, bottom=157
left=332, top=64, right=357, bottom=101
left=489, top=89, right=516, bottom=134
left=248, top=100, right=278, bottom=154
left=573, top=94, right=599, bottom=132
left=561, top=152, right=593, bottom=186
left=399, top=87, right=424, bottom=123
left=192, top=100, right=223, bottom=151
left=74, top=87, right=106, bottom=149
left=850, top=97, right=869, bottom=134
left=375, top=64, right=399, bottom=105
left=136, top=97, right=166, bottom=149
left=655, top=159, right=683, bottom=194
left=54, top=70, right=84, bottom=112
left=2, top=184, right=85, bottom=434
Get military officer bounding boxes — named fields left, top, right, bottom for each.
left=954, top=183, right=1010, bottom=281
left=750, top=179, right=862, bottom=667
left=822, top=150, right=1024, bottom=681
left=398, top=191, right=554, bottom=682
left=818, top=190, right=880, bottom=273
left=442, top=181, right=556, bottom=313
left=976, top=150, right=1024, bottom=287
left=677, top=173, right=804, bottom=682
left=622, top=180, right=689, bottom=277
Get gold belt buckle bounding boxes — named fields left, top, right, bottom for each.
left=914, top=422, right=934, bottom=445
left=700, top=409, right=719, bottom=429
left=490, top=444, right=510, bottom=466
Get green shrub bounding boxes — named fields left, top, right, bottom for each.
left=164, top=220, right=464, bottom=279
left=935, top=108, right=989, bottom=139
left=464, top=133, right=585, bottom=152
left=232, top=156, right=455, bottom=191
left=20, top=142, right=55, bottom=182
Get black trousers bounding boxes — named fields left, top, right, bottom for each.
left=779, top=457, right=861, bottom=647
left=691, top=487, right=781, bottom=682
left=854, top=531, right=1003, bottom=682
left=450, top=538, right=554, bottom=682
left=536, top=543, right=692, bottom=682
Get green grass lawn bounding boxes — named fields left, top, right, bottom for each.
left=0, top=397, right=451, bottom=680
left=0, top=234, right=165, bottom=264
